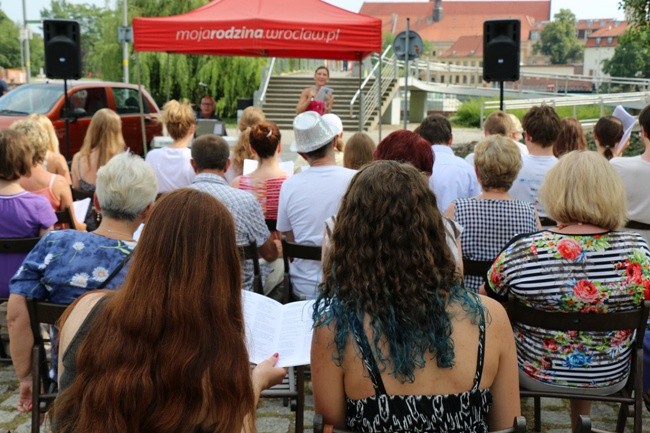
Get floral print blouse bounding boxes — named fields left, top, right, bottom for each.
left=10, top=230, right=135, bottom=304
left=488, top=230, right=650, bottom=389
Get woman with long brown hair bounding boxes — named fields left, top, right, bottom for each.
left=51, top=189, right=286, bottom=433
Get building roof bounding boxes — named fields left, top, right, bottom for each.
left=418, top=14, right=535, bottom=43
left=577, top=18, right=619, bottom=31
left=360, top=0, right=551, bottom=24
left=442, top=35, right=483, bottom=57
left=585, top=21, right=628, bottom=48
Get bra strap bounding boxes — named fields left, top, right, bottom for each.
left=471, top=299, right=487, bottom=391
left=349, top=310, right=387, bottom=396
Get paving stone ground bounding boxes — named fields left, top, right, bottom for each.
left=1, top=360, right=648, bottom=433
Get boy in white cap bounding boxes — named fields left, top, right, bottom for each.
left=277, top=111, right=356, bottom=300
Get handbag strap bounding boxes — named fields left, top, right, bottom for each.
left=96, top=252, right=133, bottom=290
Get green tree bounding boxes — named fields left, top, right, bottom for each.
left=534, top=9, right=584, bottom=64
left=0, top=10, right=22, bottom=68
left=603, top=27, right=650, bottom=78
left=619, top=0, right=650, bottom=27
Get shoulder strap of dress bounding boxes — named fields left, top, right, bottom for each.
left=348, top=310, right=387, bottom=396
left=471, top=297, right=487, bottom=391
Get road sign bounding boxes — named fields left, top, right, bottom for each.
left=394, top=30, right=423, bottom=61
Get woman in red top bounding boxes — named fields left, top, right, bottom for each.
left=295, top=66, right=334, bottom=115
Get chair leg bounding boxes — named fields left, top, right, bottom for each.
left=614, top=402, right=628, bottom=433
left=295, top=366, right=305, bottom=433
left=534, top=396, right=541, bottom=432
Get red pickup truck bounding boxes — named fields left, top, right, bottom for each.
left=0, top=80, right=162, bottom=159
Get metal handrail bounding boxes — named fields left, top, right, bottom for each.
left=349, top=45, right=397, bottom=127
left=255, top=57, right=276, bottom=106
left=479, top=91, right=650, bottom=125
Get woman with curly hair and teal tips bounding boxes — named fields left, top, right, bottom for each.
left=311, top=160, right=520, bottom=433
left=487, top=150, right=650, bottom=430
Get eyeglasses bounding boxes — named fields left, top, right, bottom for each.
left=201, top=102, right=214, bottom=106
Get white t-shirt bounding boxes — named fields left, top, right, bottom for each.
left=508, top=154, right=558, bottom=218
left=145, top=147, right=195, bottom=193
left=277, top=165, right=356, bottom=299
left=611, top=155, right=650, bottom=242
left=429, top=145, right=481, bottom=212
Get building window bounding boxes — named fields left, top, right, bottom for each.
left=596, top=37, right=601, bottom=45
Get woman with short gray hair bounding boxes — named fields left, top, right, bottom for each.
left=7, top=152, right=157, bottom=414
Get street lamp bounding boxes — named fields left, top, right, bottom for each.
left=22, top=0, right=31, bottom=82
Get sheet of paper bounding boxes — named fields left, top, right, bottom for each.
left=242, top=290, right=314, bottom=367
left=133, top=223, right=144, bottom=241
left=72, top=198, right=91, bottom=221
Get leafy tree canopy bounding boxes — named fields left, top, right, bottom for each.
left=603, top=27, right=650, bottom=78
left=534, top=9, right=584, bottom=64
left=619, top=0, right=650, bottom=28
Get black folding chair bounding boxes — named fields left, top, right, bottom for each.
left=239, top=240, right=264, bottom=295
left=510, top=299, right=650, bottom=433
left=26, top=299, right=68, bottom=433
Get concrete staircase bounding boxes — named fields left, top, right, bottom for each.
left=261, top=75, right=398, bottom=131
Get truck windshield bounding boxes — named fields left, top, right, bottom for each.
left=0, top=84, right=63, bottom=115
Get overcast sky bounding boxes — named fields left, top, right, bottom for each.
left=2, top=0, right=626, bottom=26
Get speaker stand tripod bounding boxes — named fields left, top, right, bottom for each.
left=499, top=81, right=504, bottom=111
left=62, top=78, right=72, bottom=161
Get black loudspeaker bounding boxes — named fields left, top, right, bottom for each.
left=483, top=20, right=520, bottom=82
left=43, top=19, right=82, bottom=80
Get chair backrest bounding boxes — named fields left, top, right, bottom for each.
left=508, top=299, right=650, bottom=339
left=281, top=237, right=322, bottom=303
left=462, top=258, right=493, bottom=278
left=55, top=206, right=77, bottom=230
left=282, top=239, right=322, bottom=261
left=0, top=237, right=41, bottom=254
left=239, top=240, right=263, bottom=295
left=26, top=299, right=68, bottom=433
left=70, top=187, right=94, bottom=202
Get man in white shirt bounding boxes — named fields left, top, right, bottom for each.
left=418, top=113, right=481, bottom=212
left=277, top=112, right=356, bottom=299
left=508, top=105, right=561, bottom=224
left=611, top=103, right=650, bottom=243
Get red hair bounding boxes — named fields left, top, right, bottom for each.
left=374, top=129, right=434, bottom=175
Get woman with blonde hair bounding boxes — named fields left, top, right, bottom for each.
left=312, top=161, right=520, bottom=432
left=225, top=106, right=266, bottom=183
left=488, top=150, right=650, bottom=429
left=11, top=119, right=85, bottom=230
left=28, top=114, right=71, bottom=184
left=145, top=100, right=196, bottom=193
left=71, top=108, right=125, bottom=193
left=343, top=132, right=375, bottom=170
left=50, top=189, right=286, bottom=433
